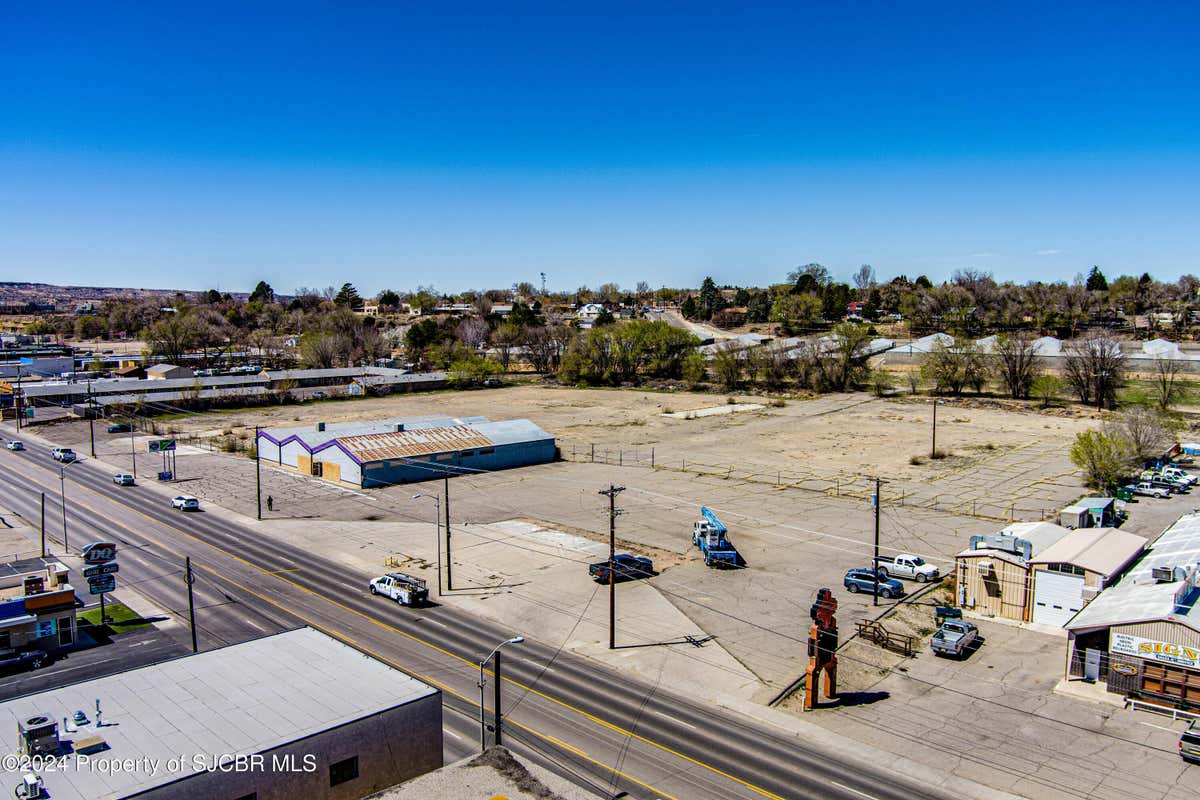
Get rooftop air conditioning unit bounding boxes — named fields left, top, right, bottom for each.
left=18, top=715, right=58, bottom=757
left=1153, top=566, right=1176, bottom=583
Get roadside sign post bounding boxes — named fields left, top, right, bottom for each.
left=82, top=542, right=118, bottom=625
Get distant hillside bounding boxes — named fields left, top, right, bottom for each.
left=0, top=282, right=228, bottom=310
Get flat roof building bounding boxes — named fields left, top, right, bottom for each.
left=0, top=627, right=442, bottom=800
left=257, top=415, right=556, bottom=487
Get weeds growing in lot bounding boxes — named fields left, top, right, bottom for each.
left=662, top=406, right=673, bottom=414
left=930, top=448, right=949, bottom=459
left=769, top=398, right=787, bottom=408
left=726, top=396, right=737, bottom=404
left=909, top=455, right=925, bottom=465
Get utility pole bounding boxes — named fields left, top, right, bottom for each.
left=444, top=476, right=453, bottom=591
left=60, top=468, right=69, bottom=553
left=185, top=557, right=198, bottom=653
left=39, top=493, right=45, bottom=558
left=493, top=648, right=503, bottom=747
left=87, top=379, right=96, bottom=458
left=14, top=368, right=22, bottom=431
left=254, top=426, right=262, bottom=520
left=873, top=477, right=882, bottom=606
left=130, top=415, right=137, bottom=479
left=598, top=484, right=625, bottom=649
left=930, top=399, right=938, bottom=459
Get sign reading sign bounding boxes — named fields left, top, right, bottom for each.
left=148, top=439, right=176, bottom=452
left=82, top=563, right=119, bottom=578
left=1111, top=661, right=1139, bottom=677
left=88, top=575, right=116, bottom=595
left=1111, top=632, right=1200, bottom=669
left=81, top=542, right=118, bottom=565
left=36, top=620, right=57, bottom=638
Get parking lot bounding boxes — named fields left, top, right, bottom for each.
left=22, top=386, right=1200, bottom=798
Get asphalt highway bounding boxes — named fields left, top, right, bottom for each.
left=0, top=426, right=958, bottom=800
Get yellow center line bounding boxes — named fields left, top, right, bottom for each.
left=0, top=454, right=782, bottom=800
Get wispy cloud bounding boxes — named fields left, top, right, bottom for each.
left=1036, top=249, right=1061, bottom=256
left=970, top=252, right=999, bottom=258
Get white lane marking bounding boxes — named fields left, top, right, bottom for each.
left=243, top=617, right=266, bottom=631
left=831, top=781, right=879, bottom=800
left=444, top=728, right=462, bottom=740
left=651, top=709, right=696, bottom=729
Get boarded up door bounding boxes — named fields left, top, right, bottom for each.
left=324, top=462, right=341, bottom=483
left=297, top=455, right=311, bottom=474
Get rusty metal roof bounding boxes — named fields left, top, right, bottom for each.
left=338, top=425, right=495, bottom=462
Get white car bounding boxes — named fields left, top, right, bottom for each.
left=5, top=441, right=23, bottom=451
left=113, top=473, right=135, bottom=486
left=171, top=495, right=200, bottom=511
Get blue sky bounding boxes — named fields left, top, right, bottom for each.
left=2, top=2, right=1198, bottom=295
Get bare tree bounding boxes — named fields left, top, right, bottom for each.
left=1062, top=333, right=1125, bottom=409
left=456, top=317, right=489, bottom=350
left=852, top=264, right=876, bottom=292
left=921, top=337, right=989, bottom=396
left=993, top=332, right=1041, bottom=399
left=1105, top=406, right=1179, bottom=463
left=1152, top=355, right=1185, bottom=410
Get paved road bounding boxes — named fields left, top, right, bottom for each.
left=0, top=427, right=965, bottom=800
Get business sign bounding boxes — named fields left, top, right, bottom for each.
left=35, top=620, right=57, bottom=638
left=1111, top=632, right=1200, bottom=669
left=87, top=575, right=116, bottom=595
left=148, top=439, right=176, bottom=452
left=0, top=383, right=11, bottom=395
left=1111, top=661, right=1139, bottom=677
left=82, top=563, right=119, bottom=578
left=81, top=541, right=118, bottom=565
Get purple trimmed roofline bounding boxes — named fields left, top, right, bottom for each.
left=257, top=431, right=363, bottom=465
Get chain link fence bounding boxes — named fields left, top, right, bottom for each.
left=559, top=441, right=1057, bottom=523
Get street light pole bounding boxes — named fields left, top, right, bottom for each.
left=412, top=494, right=442, bottom=596
left=478, top=636, right=523, bottom=751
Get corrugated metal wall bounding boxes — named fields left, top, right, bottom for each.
left=1113, top=620, right=1200, bottom=649
left=956, top=554, right=1031, bottom=621
left=360, top=439, right=556, bottom=488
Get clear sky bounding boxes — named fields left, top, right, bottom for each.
left=2, top=2, right=1198, bottom=295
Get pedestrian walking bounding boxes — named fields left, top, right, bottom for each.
left=266, top=495, right=274, bottom=512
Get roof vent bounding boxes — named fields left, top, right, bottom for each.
left=317, top=422, right=326, bottom=432
left=1153, top=565, right=1176, bottom=583
left=395, top=424, right=405, bottom=432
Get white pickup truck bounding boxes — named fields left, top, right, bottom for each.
left=874, top=554, right=940, bottom=583
left=369, top=573, right=429, bottom=607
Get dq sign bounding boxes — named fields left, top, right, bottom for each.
left=81, top=541, right=118, bottom=565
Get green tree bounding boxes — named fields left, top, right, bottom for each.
left=334, top=283, right=363, bottom=310
left=593, top=308, right=615, bottom=326
left=376, top=289, right=400, bottom=310
left=993, top=333, right=1041, bottom=399
left=202, top=289, right=223, bottom=304
left=448, top=354, right=502, bottom=387
left=914, top=275, right=933, bottom=289
left=1069, top=430, right=1132, bottom=491
left=249, top=281, right=275, bottom=304
left=680, top=295, right=698, bottom=319
left=746, top=291, right=771, bottom=323
left=1031, top=374, right=1062, bottom=408
left=821, top=283, right=851, bottom=320
left=922, top=337, right=989, bottom=396
left=698, top=277, right=721, bottom=320
left=1085, top=266, right=1108, bottom=292
left=771, top=294, right=821, bottom=335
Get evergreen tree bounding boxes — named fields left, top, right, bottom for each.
left=680, top=295, right=698, bottom=319
left=698, top=277, right=720, bottom=320
left=1085, top=265, right=1108, bottom=292
left=249, top=280, right=275, bottom=304
left=334, top=283, right=363, bottom=310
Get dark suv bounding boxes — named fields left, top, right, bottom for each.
left=844, top=568, right=904, bottom=599
left=589, top=554, right=654, bottom=583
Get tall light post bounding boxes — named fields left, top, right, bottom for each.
left=412, top=493, right=442, bottom=597
left=478, top=636, right=523, bottom=751
left=58, top=457, right=84, bottom=553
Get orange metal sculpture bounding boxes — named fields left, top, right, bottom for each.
left=803, top=587, right=838, bottom=710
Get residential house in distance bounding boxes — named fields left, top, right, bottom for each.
left=144, top=363, right=194, bottom=380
